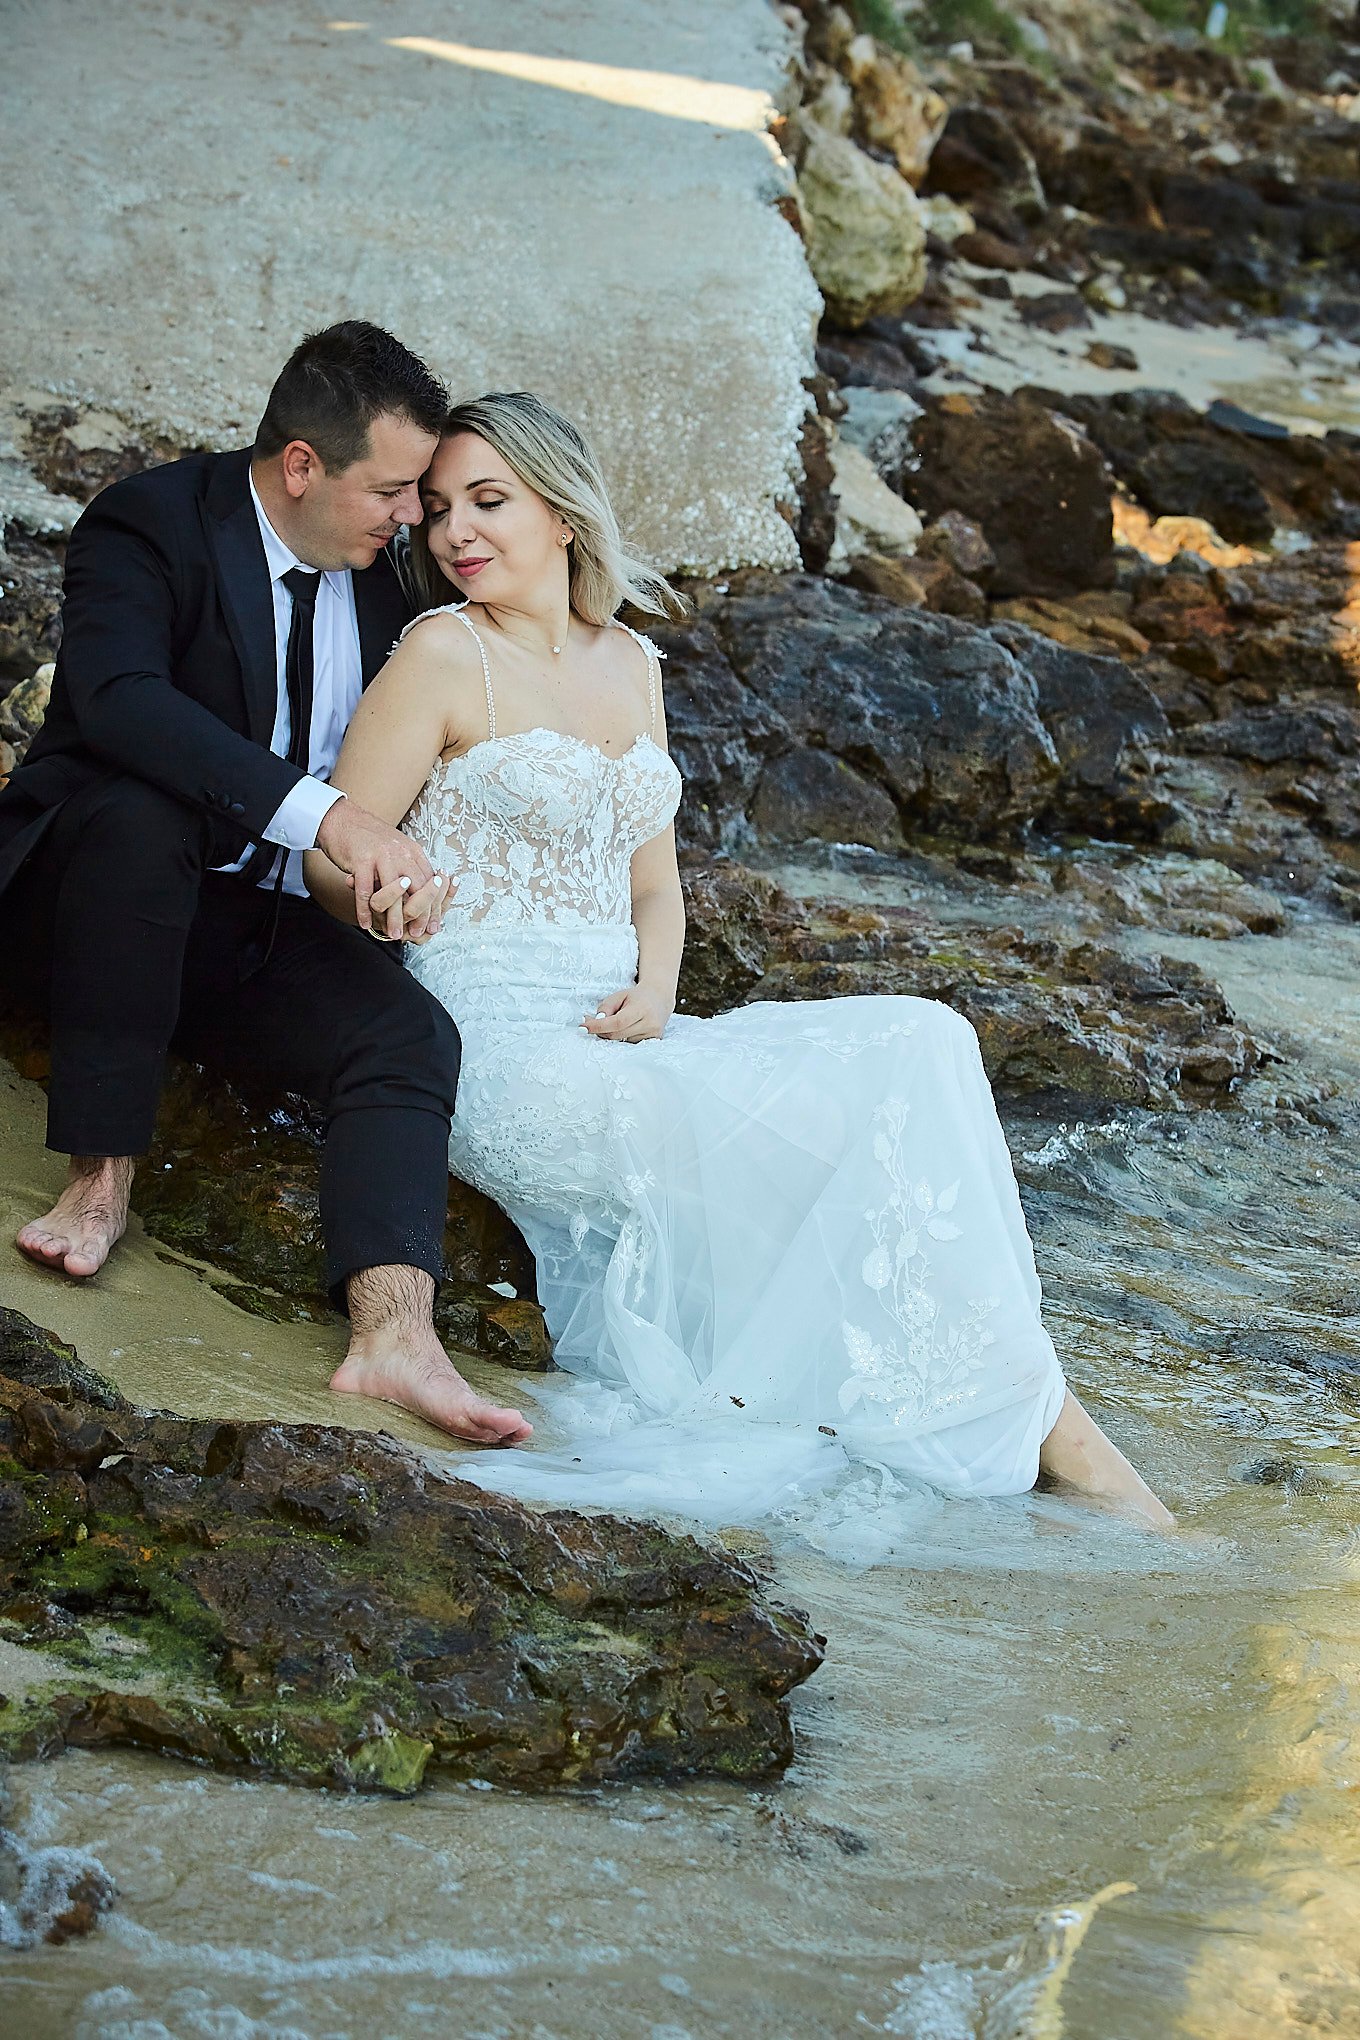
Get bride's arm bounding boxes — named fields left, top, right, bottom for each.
left=587, top=692, right=686, bottom=1042
left=304, top=622, right=474, bottom=938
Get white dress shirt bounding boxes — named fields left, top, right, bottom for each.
left=213, top=473, right=361, bottom=895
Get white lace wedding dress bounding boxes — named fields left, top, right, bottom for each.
left=401, top=606, right=1067, bottom=1527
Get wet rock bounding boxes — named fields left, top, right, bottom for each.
left=713, top=577, right=1061, bottom=840
left=989, top=624, right=1173, bottom=840
left=676, top=860, right=802, bottom=1017
left=753, top=914, right=1267, bottom=1108
left=0, top=1308, right=128, bottom=1412
left=133, top=1062, right=547, bottom=1366
left=750, top=743, right=905, bottom=852
left=0, top=1815, right=117, bottom=1946
left=903, top=389, right=1115, bottom=597
left=796, top=120, right=928, bottom=327
left=0, top=1318, right=824, bottom=1791
left=1051, top=854, right=1289, bottom=939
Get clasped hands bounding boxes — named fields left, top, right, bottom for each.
left=315, top=797, right=451, bottom=942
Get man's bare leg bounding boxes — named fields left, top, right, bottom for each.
left=331, top=1265, right=533, bottom=1445
left=1039, top=1388, right=1174, bottom=1529
left=16, top=1155, right=135, bottom=1278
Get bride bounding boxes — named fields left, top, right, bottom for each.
left=305, top=392, right=1171, bottom=1531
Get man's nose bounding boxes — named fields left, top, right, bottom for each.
left=398, top=482, right=425, bottom=526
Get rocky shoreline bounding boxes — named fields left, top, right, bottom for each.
left=2, top=0, right=1360, bottom=1818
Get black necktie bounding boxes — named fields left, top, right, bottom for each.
left=281, top=566, right=321, bottom=771
left=241, top=566, right=321, bottom=978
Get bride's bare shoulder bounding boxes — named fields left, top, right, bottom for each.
left=393, top=607, right=485, bottom=665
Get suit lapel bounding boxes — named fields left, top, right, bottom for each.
left=353, top=545, right=411, bottom=687
left=203, top=449, right=278, bottom=746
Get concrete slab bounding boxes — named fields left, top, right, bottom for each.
left=0, top=0, right=820, bottom=572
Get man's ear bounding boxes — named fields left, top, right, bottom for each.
left=280, top=440, right=321, bottom=499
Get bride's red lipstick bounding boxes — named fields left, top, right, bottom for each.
left=452, top=557, right=490, bottom=578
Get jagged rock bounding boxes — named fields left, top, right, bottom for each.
left=953, top=227, right=1031, bottom=270
left=990, top=593, right=1151, bottom=661
left=753, top=912, right=1268, bottom=1107
left=1051, top=853, right=1288, bottom=939
left=922, top=103, right=1046, bottom=215
left=1049, top=389, right=1360, bottom=542
left=1131, top=443, right=1275, bottom=547
left=655, top=613, right=788, bottom=854
left=989, top=623, right=1173, bottom=839
left=796, top=120, right=928, bottom=328
left=676, top=860, right=802, bottom=1016
left=847, top=550, right=989, bottom=622
left=0, top=1317, right=824, bottom=1792
left=713, top=577, right=1062, bottom=840
left=903, top=389, right=1115, bottom=597
left=750, top=743, right=906, bottom=852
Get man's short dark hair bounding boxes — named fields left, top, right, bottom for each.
left=254, top=321, right=448, bottom=471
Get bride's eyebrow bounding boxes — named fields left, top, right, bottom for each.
left=467, top=476, right=512, bottom=491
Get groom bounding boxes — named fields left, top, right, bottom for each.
left=0, top=320, right=529, bottom=1446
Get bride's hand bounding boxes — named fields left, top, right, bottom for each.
left=368, top=871, right=452, bottom=944
left=584, top=986, right=672, bottom=1043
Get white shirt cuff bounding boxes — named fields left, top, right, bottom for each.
left=264, top=778, right=346, bottom=851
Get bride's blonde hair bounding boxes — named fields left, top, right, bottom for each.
left=404, top=391, right=686, bottom=624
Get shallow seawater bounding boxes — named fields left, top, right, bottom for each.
left=3, top=930, right=1360, bottom=2037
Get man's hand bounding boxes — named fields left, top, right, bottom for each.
left=369, top=871, right=454, bottom=944
left=315, top=798, right=435, bottom=934
left=583, top=985, right=672, bottom=1043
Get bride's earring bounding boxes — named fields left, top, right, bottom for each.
left=558, top=532, right=571, bottom=547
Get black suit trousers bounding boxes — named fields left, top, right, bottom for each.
left=8, top=773, right=460, bottom=1307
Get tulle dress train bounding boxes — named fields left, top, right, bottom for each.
left=399, top=607, right=1067, bottom=1525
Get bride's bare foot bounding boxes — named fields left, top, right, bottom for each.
left=16, top=1156, right=135, bottom=1279
left=336, top=1264, right=532, bottom=1445
left=1038, top=1389, right=1175, bottom=1531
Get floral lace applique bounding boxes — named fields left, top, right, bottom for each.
left=840, top=1098, right=1001, bottom=1428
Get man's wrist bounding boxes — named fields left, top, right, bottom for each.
left=313, top=790, right=348, bottom=849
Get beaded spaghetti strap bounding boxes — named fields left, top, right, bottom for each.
left=609, top=619, right=664, bottom=735
left=395, top=602, right=496, bottom=740
left=449, top=608, right=497, bottom=742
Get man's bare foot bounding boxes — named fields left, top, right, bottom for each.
left=16, top=1156, right=135, bottom=1279
left=330, top=1344, right=533, bottom=1444
left=336, top=1263, right=532, bottom=1445
left=1038, top=1389, right=1175, bottom=1531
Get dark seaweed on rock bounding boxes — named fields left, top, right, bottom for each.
left=0, top=1313, right=824, bottom=1796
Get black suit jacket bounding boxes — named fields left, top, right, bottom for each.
left=0, top=446, right=411, bottom=896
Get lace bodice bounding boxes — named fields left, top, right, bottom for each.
left=399, top=606, right=682, bottom=928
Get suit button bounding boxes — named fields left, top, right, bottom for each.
left=229, top=802, right=245, bottom=817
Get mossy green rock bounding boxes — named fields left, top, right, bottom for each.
left=0, top=1314, right=822, bottom=1796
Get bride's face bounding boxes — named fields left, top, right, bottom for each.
left=421, top=431, right=567, bottom=603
